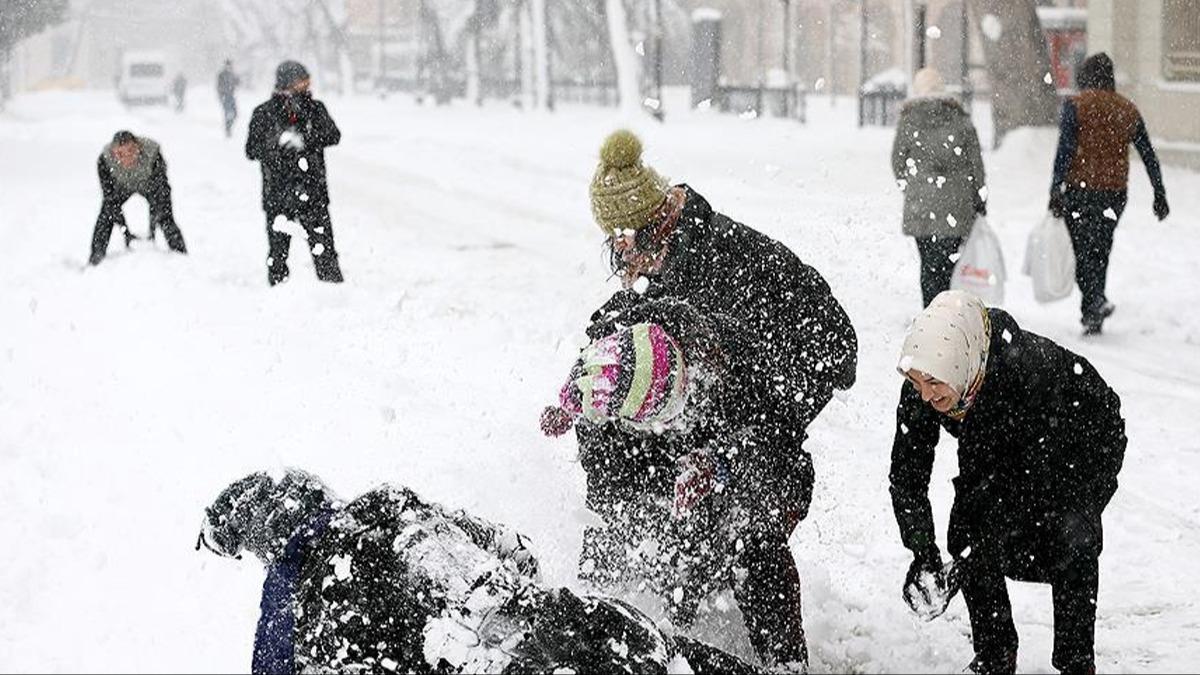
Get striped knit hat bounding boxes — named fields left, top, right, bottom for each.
left=557, top=323, right=688, bottom=430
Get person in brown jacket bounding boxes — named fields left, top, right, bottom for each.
left=1049, top=52, right=1169, bottom=335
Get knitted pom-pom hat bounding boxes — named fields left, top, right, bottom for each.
left=550, top=323, right=688, bottom=433
left=589, top=130, right=669, bottom=236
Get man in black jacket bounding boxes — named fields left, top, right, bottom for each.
left=246, top=61, right=343, bottom=285
left=576, top=130, right=858, bottom=671
left=890, top=291, right=1126, bottom=675
left=217, top=60, right=240, bottom=138
left=89, top=130, right=187, bottom=265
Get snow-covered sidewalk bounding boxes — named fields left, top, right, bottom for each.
left=1, top=89, right=1198, bottom=673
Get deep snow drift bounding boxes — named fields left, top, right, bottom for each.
left=1, top=89, right=1198, bottom=673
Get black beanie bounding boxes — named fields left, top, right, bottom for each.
left=275, top=60, right=310, bottom=90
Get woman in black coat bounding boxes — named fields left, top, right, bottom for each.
left=889, top=291, right=1126, bottom=675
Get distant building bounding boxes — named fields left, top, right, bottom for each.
left=9, top=0, right=229, bottom=93
left=1088, top=0, right=1200, bottom=169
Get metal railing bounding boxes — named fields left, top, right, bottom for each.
left=714, top=85, right=807, bottom=122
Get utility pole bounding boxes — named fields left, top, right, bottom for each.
left=653, top=0, right=664, bottom=120
left=915, top=1, right=927, bottom=70
left=377, top=0, right=386, bottom=91
left=858, top=0, right=867, bottom=126
left=781, top=0, right=791, bottom=117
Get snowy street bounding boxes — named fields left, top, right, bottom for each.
left=2, top=89, right=1199, bottom=672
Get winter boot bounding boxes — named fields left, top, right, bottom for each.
left=966, top=650, right=1017, bottom=675
left=1082, top=302, right=1115, bottom=336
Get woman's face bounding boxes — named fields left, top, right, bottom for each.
left=608, top=188, right=684, bottom=288
left=905, top=369, right=962, bottom=414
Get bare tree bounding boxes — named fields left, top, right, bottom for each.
left=966, top=0, right=1059, bottom=145
left=0, top=0, right=68, bottom=106
left=604, top=0, right=641, bottom=116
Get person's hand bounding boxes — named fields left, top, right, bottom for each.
left=1154, top=192, right=1170, bottom=221
left=1048, top=191, right=1065, bottom=219
left=975, top=200, right=988, bottom=217
left=903, top=547, right=953, bottom=620
left=540, top=406, right=575, bottom=437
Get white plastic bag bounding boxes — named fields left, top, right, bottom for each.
left=951, top=216, right=1006, bottom=305
left=1022, top=212, right=1076, bottom=303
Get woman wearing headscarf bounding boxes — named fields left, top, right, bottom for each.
left=889, top=291, right=1127, bottom=674
left=1049, top=52, right=1170, bottom=335
left=891, top=67, right=988, bottom=307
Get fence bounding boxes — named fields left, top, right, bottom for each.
left=714, top=85, right=807, bottom=122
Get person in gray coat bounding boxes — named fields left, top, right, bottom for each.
left=891, top=68, right=987, bottom=307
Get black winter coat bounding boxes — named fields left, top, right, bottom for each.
left=638, top=186, right=856, bottom=430
left=890, top=309, right=1126, bottom=579
left=245, top=92, right=340, bottom=217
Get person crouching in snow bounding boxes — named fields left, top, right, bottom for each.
left=198, top=469, right=754, bottom=675
left=89, top=130, right=188, bottom=265
left=542, top=298, right=817, bottom=673
left=246, top=60, right=343, bottom=286
left=889, top=290, right=1126, bottom=675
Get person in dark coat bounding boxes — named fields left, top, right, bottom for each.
left=541, top=298, right=819, bottom=672
left=198, top=469, right=755, bottom=675
left=1049, top=52, right=1169, bottom=335
left=172, top=74, right=187, bottom=112
left=89, top=130, right=187, bottom=265
left=889, top=290, right=1126, bottom=675
left=891, top=67, right=988, bottom=307
left=217, top=60, right=240, bottom=138
left=246, top=61, right=344, bottom=285
left=564, top=129, right=858, bottom=671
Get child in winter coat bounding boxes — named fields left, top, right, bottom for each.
left=542, top=297, right=815, bottom=673
left=890, top=291, right=1126, bottom=674
left=891, top=67, right=988, bottom=307
left=198, top=469, right=753, bottom=675
left=1049, top=52, right=1170, bottom=335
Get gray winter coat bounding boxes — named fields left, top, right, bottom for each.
left=891, top=97, right=986, bottom=239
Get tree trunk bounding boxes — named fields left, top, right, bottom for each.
left=605, top=0, right=642, bottom=116
left=530, top=0, right=550, bottom=110
left=966, top=0, right=1059, bottom=146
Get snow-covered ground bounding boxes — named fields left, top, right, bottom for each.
left=1, top=87, right=1198, bottom=673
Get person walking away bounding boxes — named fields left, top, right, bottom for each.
left=890, top=290, right=1126, bottom=674
left=573, top=129, right=858, bottom=671
left=217, top=60, right=240, bottom=138
left=172, top=73, right=187, bottom=112
left=1049, top=52, right=1169, bottom=335
left=245, top=61, right=344, bottom=285
left=89, top=130, right=188, bottom=265
left=891, top=67, right=987, bottom=307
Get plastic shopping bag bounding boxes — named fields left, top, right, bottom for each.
left=1022, top=212, right=1076, bottom=303
left=951, top=216, right=1006, bottom=305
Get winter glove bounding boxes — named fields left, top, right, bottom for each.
left=975, top=200, right=988, bottom=217
left=1048, top=190, right=1065, bottom=219
left=540, top=405, right=575, bottom=438
left=671, top=450, right=729, bottom=520
left=903, top=547, right=962, bottom=621
left=1154, top=192, right=1170, bottom=221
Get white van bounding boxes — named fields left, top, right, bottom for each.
left=118, top=51, right=169, bottom=105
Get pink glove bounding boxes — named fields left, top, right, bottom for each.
left=540, top=406, right=576, bottom=437
left=672, top=451, right=718, bottom=519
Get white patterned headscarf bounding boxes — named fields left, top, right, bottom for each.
left=897, top=290, right=991, bottom=397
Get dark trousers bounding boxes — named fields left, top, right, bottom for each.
left=90, top=193, right=187, bottom=265
left=735, top=526, right=807, bottom=669
left=221, top=98, right=237, bottom=137
left=266, top=208, right=344, bottom=286
left=1063, top=189, right=1126, bottom=326
left=960, top=550, right=1099, bottom=673
left=915, top=235, right=964, bottom=307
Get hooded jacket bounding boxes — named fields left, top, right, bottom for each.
left=889, top=309, right=1126, bottom=579
left=891, top=97, right=986, bottom=239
